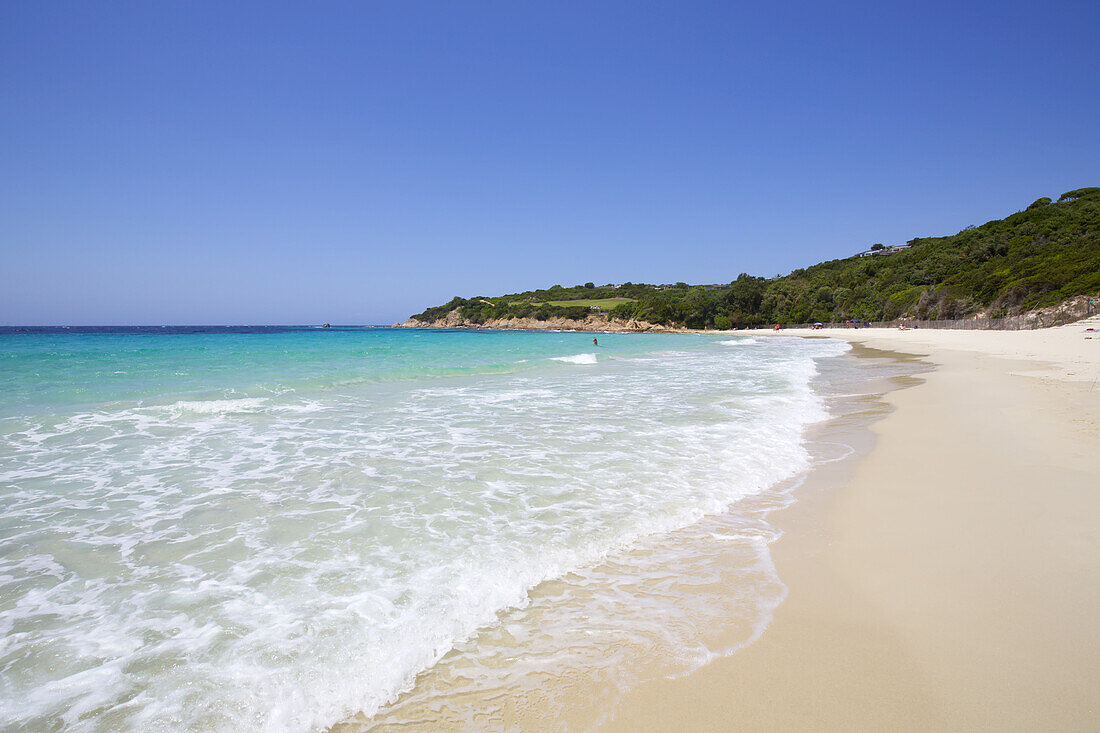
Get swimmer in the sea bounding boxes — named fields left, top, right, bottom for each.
left=592, top=337, right=598, bottom=346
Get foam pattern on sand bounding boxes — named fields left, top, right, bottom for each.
left=0, top=329, right=847, bottom=731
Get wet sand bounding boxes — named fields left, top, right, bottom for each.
left=338, top=339, right=924, bottom=731
left=605, top=322, right=1100, bottom=731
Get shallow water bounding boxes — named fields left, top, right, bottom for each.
left=0, top=327, right=848, bottom=731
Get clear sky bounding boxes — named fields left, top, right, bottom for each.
left=2, top=1, right=1097, bottom=325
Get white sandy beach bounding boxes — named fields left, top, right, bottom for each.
left=605, top=319, right=1100, bottom=731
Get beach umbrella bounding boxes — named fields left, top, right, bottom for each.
left=813, top=322, right=823, bottom=326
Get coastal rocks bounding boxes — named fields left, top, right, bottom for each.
left=1015, top=295, right=1097, bottom=328
left=960, top=294, right=1100, bottom=330
left=393, top=312, right=678, bottom=332
left=393, top=292, right=1100, bottom=332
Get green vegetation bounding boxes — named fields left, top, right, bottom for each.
left=544, top=297, right=636, bottom=309
left=411, top=188, right=1100, bottom=328
left=412, top=284, right=653, bottom=324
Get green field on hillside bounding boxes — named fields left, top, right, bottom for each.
left=411, top=188, right=1100, bottom=328
left=543, top=297, right=636, bottom=309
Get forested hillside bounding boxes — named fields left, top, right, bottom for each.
left=410, top=188, right=1099, bottom=329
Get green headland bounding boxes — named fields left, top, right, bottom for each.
left=406, top=188, right=1099, bottom=329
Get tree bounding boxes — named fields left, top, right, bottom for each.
left=1058, top=187, right=1098, bottom=202
left=870, top=243, right=885, bottom=251
left=411, top=188, right=1100, bottom=327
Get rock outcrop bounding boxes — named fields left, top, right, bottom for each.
left=998, top=294, right=1097, bottom=328
left=393, top=293, right=1098, bottom=332
left=393, top=312, right=682, bottom=332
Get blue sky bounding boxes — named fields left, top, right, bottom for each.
left=2, top=1, right=1097, bottom=325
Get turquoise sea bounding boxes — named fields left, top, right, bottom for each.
left=0, top=326, right=850, bottom=731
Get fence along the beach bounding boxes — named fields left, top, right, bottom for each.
left=780, top=295, right=1100, bottom=331
left=787, top=315, right=1078, bottom=331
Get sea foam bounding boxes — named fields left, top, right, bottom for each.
left=0, top=329, right=849, bottom=732
left=550, top=353, right=598, bottom=364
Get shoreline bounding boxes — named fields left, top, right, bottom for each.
left=604, top=323, right=1100, bottom=730
left=335, top=337, right=924, bottom=731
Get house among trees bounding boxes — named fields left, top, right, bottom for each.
left=857, top=243, right=911, bottom=257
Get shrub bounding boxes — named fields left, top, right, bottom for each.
left=410, top=188, right=1099, bottom=327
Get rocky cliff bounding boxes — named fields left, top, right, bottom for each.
left=394, top=310, right=678, bottom=332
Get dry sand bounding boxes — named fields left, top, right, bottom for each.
left=605, top=319, right=1100, bottom=732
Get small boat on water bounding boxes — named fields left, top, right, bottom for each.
left=321, top=323, right=332, bottom=328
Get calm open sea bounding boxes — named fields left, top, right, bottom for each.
left=0, top=326, right=849, bottom=731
